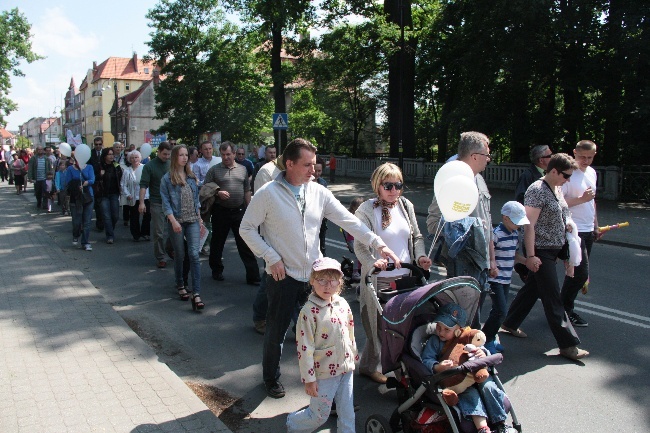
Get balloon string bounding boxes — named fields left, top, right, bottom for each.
left=427, top=218, right=444, bottom=259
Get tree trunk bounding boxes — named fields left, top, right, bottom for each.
left=385, top=0, right=415, bottom=159
left=602, top=0, right=623, bottom=164
left=271, top=23, right=288, bottom=153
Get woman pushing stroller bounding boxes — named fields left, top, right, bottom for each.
left=422, top=303, right=511, bottom=433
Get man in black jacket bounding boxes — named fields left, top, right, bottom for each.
left=514, top=145, right=552, bottom=204
left=89, top=137, right=104, bottom=230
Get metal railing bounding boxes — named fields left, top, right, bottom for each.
left=324, top=155, right=626, bottom=201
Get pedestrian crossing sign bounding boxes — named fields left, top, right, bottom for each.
left=272, top=113, right=288, bottom=130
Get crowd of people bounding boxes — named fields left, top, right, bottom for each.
left=6, top=131, right=600, bottom=432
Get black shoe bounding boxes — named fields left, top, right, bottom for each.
left=247, top=279, right=261, bottom=286
left=212, top=273, right=224, bottom=281
left=569, top=312, right=588, bottom=327
left=265, top=380, right=285, bottom=398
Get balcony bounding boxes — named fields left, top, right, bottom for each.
left=92, top=90, right=102, bottom=97
left=92, top=110, right=103, bottom=117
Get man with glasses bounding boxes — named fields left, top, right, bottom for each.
left=426, top=131, right=497, bottom=327
left=515, top=145, right=553, bottom=204
left=90, top=137, right=105, bottom=230
left=235, top=147, right=254, bottom=182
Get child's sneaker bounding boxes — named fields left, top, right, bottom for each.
left=84, top=244, right=92, bottom=251
left=484, top=340, right=504, bottom=354
left=72, top=238, right=79, bottom=246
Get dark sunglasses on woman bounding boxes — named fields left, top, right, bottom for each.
left=382, top=182, right=404, bottom=191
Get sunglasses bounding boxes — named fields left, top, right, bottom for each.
left=560, top=171, right=572, bottom=179
left=382, top=182, right=404, bottom=191
left=540, top=154, right=553, bottom=159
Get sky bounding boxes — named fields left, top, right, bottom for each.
left=3, top=0, right=159, bottom=131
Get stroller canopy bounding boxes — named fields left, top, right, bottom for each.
left=380, top=276, right=482, bottom=373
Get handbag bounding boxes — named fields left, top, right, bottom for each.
left=80, top=172, right=93, bottom=204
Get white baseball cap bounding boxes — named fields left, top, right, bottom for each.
left=501, top=201, right=530, bottom=226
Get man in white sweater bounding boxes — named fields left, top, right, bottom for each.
left=240, top=138, right=400, bottom=399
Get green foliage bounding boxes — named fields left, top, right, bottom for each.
left=298, top=22, right=383, bottom=156
left=0, top=8, right=43, bottom=125
left=15, top=135, right=30, bottom=149
left=146, top=0, right=272, bottom=144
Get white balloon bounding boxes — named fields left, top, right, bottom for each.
left=2, top=145, right=8, bottom=152
left=437, top=175, right=479, bottom=222
left=74, top=144, right=91, bottom=170
left=434, top=160, right=474, bottom=199
left=139, top=143, right=152, bottom=159
left=59, top=142, right=72, bottom=157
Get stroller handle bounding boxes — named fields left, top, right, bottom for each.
left=366, top=262, right=427, bottom=283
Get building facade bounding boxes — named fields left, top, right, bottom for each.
left=81, top=54, right=158, bottom=145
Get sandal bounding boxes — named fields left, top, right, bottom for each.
left=177, top=286, right=190, bottom=301
left=191, top=294, right=205, bottom=311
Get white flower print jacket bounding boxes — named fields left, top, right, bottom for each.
left=296, top=293, right=358, bottom=383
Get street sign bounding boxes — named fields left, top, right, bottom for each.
left=272, top=113, right=288, bottom=130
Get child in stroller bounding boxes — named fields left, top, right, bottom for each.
left=365, top=276, right=520, bottom=433
left=421, top=303, right=510, bottom=433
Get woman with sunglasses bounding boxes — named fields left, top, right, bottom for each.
left=501, top=153, right=590, bottom=361
left=353, top=162, right=431, bottom=383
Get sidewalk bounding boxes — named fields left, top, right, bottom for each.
left=329, top=176, right=650, bottom=250
left=0, top=187, right=231, bottom=432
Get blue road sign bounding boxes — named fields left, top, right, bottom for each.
left=272, top=113, right=288, bottom=130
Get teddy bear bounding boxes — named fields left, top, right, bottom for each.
left=437, top=327, right=490, bottom=406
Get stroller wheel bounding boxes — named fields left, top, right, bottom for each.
left=366, top=414, right=393, bottom=433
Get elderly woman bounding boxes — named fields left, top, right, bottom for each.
left=354, top=162, right=432, bottom=383
left=160, top=145, right=205, bottom=310
left=501, top=153, right=589, bottom=361
left=98, top=147, right=123, bottom=244
left=121, top=150, right=151, bottom=241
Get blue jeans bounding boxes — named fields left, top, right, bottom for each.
left=286, top=372, right=354, bottom=433
left=71, top=199, right=93, bottom=246
left=263, top=275, right=310, bottom=383
left=482, top=282, right=510, bottom=343
left=168, top=220, right=201, bottom=294
left=100, top=193, right=120, bottom=240
left=456, top=378, right=507, bottom=424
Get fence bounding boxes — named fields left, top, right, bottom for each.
left=326, top=156, right=624, bottom=200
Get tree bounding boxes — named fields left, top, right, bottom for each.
left=304, top=23, right=383, bottom=156
left=0, top=8, right=43, bottom=125
left=146, top=0, right=271, bottom=144
left=225, top=0, right=316, bottom=152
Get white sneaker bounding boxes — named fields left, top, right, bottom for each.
left=84, top=244, right=92, bottom=251
left=72, top=238, right=78, bottom=246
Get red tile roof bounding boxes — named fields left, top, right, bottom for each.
left=92, top=56, right=158, bottom=84
left=0, top=128, right=13, bottom=139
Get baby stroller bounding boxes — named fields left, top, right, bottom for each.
left=364, top=273, right=521, bottom=433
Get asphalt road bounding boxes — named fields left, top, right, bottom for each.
left=30, top=197, right=650, bottom=433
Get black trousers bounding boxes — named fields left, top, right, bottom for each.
left=34, top=180, right=46, bottom=207
left=209, top=206, right=260, bottom=282
left=503, top=248, right=581, bottom=349
left=561, top=232, right=594, bottom=313
left=128, top=202, right=151, bottom=240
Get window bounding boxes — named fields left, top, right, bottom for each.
left=144, top=67, right=149, bottom=74
left=125, top=83, right=130, bottom=91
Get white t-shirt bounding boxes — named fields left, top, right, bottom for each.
left=374, top=206, right=411, bottom=277
left=562, top=166, right=597, bottom=232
